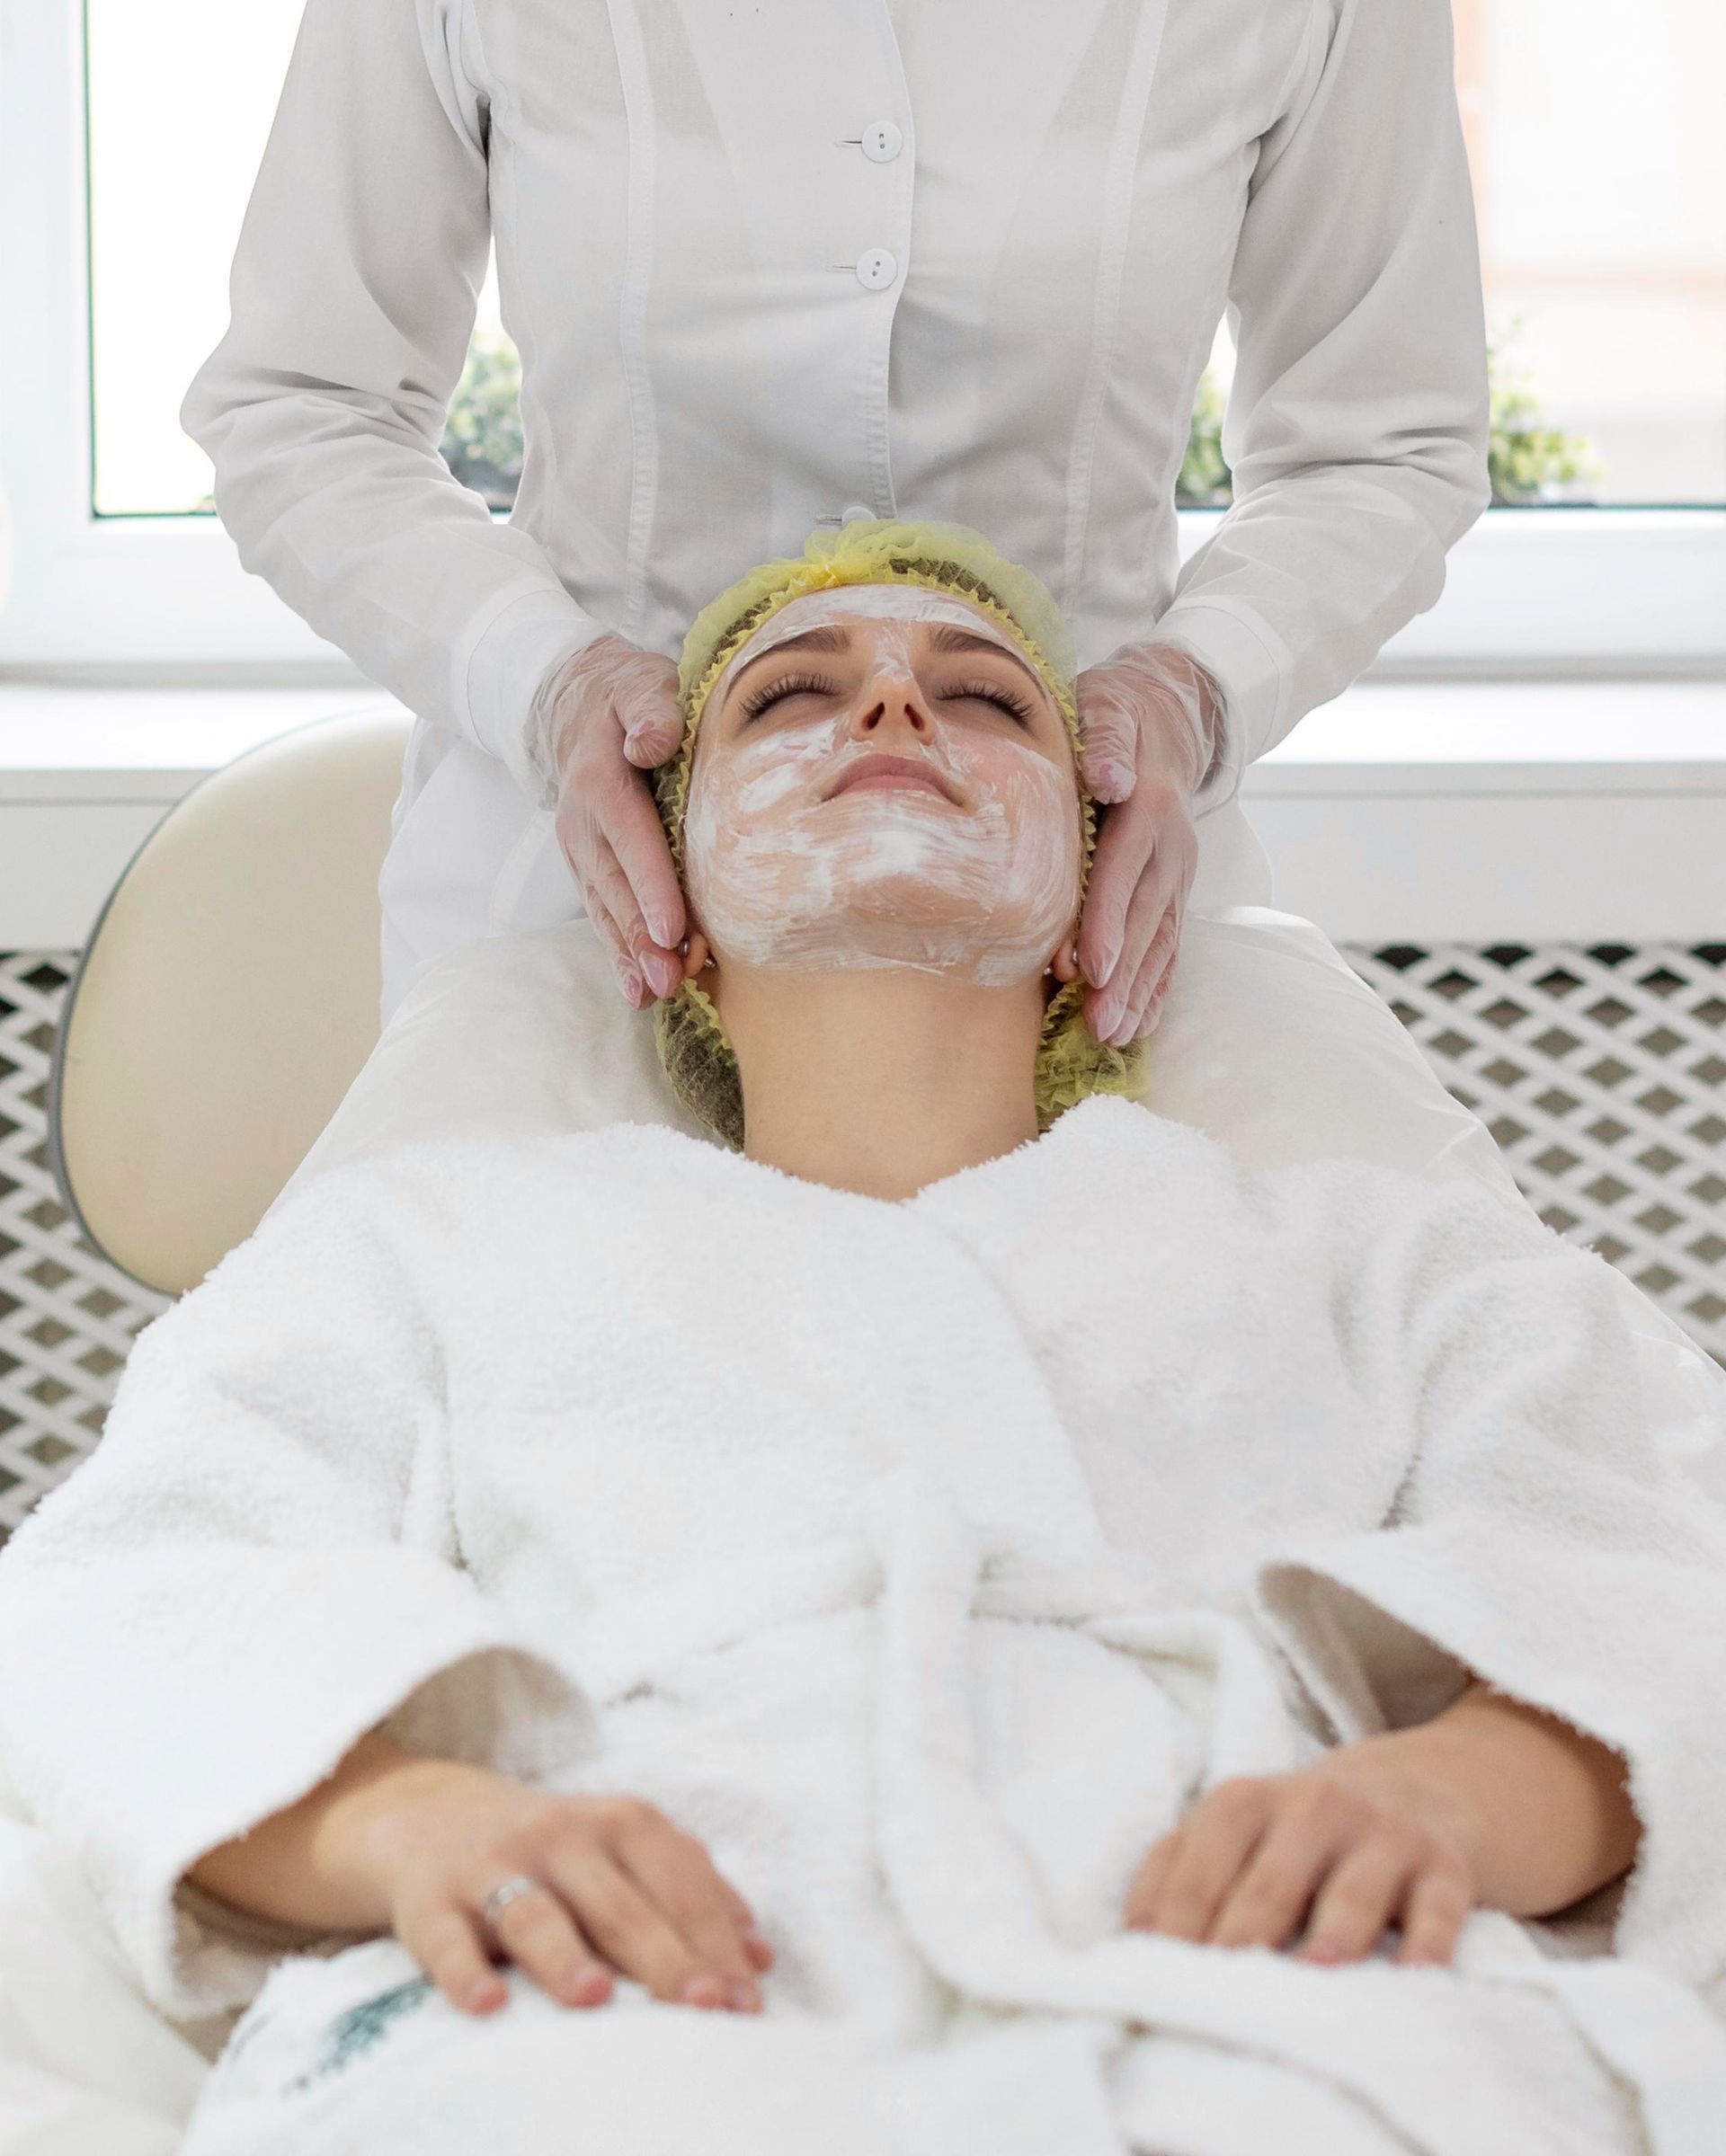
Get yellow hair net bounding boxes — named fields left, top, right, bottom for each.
left=648, top=516, right=1150, bottom=1150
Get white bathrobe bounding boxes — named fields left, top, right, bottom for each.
left=2, top=1092, right=1725, bottom=2156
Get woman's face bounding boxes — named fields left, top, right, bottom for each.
left=681, top=590, right=1083, bottom=987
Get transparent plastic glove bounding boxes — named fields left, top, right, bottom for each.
left=529, top=632, right=690, bottom=1008
left=1072, top=639, right=1228, bottom=1047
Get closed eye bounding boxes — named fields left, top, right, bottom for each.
left=737, top=670, right=832, bottom=721
left=950, top=681, right=1036, bottom=729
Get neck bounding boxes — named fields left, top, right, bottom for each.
left=705, top=966, right=1053, bottom=1202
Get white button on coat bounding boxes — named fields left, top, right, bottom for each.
left=855, top=247, right=899, bottom=291
left=179, top=0, right=1492, bottom=1026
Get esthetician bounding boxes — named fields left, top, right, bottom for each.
left=180, top=0, right=1490, bottom=1051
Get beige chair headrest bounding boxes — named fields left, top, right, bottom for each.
left=49, top=709, right=413, bottom=1299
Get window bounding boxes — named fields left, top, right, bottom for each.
left=3, top=0, right=1719, bottom=671
left=87, top=0, right=290, bottom=515
left=1191, top=0, right=1725, bottom=514
left=85, top=0, right=515, bottom=518
left=1454, top=0, right=1725, bottom=508
left=88, top=0, right=1723, bottom=520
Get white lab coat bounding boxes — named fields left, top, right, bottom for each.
left=180, top=0, right=1490, bottom=1029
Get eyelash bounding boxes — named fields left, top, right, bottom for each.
left=736, top=671, right=1036, bottom=728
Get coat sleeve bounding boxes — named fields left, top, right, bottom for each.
left=1152, top=0, right=1493, bottom=811
left=0, top=1161, right=594, bottom=2025
left=178, top=0, right=606, bottom=811
left=1246, top=1166, right=1726, bottom=1989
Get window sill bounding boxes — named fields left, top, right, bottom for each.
left=1, top=675, right=1722, bottom=948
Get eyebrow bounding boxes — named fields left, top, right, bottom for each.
left=722, top=619, right=1049, bottom=708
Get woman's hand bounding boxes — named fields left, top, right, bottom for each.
left=1121, top=1746, right=1483, bottom=1970
left=537, top=632, right=690, bottom=1011
left=1072, top=641, right=1226, bottom=1046
left=325, top=1753, right=774, bottom=2019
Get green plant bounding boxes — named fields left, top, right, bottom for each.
left=1173, top=312, right=1602, bottom=508
left=1176, top=365, right=1232, bottom=506
left=438, top=324, right=526, bottom=507
left=1485, top=311, right=1603, bottom=503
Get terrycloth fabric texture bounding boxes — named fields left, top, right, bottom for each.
left=3, top=1094, right=1726, bottom=2152
left=0, top=1810, right=220, bottom=2152
left=646, top=517, right=1150, bottom=1148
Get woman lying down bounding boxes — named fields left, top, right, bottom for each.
left=4, top=519, right=1726, bottom=2156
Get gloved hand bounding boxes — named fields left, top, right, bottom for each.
left=1071, top=640, right=1228, bottom=1047
left=530, top=632, right=690, bottom=1008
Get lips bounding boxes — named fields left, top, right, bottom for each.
left=823, top=753, right=958, bottom=803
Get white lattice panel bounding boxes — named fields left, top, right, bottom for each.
left=1, top=940, right=1721, bottom=1546
left=0, top=954, right=173, bottom=1546
left=1348, top=941, right=1725, bottom=1353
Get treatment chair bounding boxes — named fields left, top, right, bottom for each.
left=7, top=708, right=1726, bottom=2153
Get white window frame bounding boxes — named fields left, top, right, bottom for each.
left=4, top=0, right=1722, bottom=683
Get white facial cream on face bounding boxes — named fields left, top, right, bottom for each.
left=705, top=582, right=1036, bottom=712
left=682, top=590, right=1082, bottom=987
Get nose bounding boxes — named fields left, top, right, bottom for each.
left=846, top=662, right=933, bottom=742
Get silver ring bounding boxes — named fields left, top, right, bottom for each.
left=481, top=1874, right=547, bottom=1931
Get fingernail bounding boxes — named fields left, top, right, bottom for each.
left=646, top=907, right=678, bottom=945
left=725, top=1977, right=761, bottom=2010
left=1095, top=934, right=1120, bottom=983
left=680, top=1974, right=725, bottom=2008
left=1097, top=759, right=1133, bottom=794
left=620, top=969, right=643, bottom=1006
left=1303, top=1940, right=1342, bottom=1964
left=645, top=950, right=681, bottom=998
